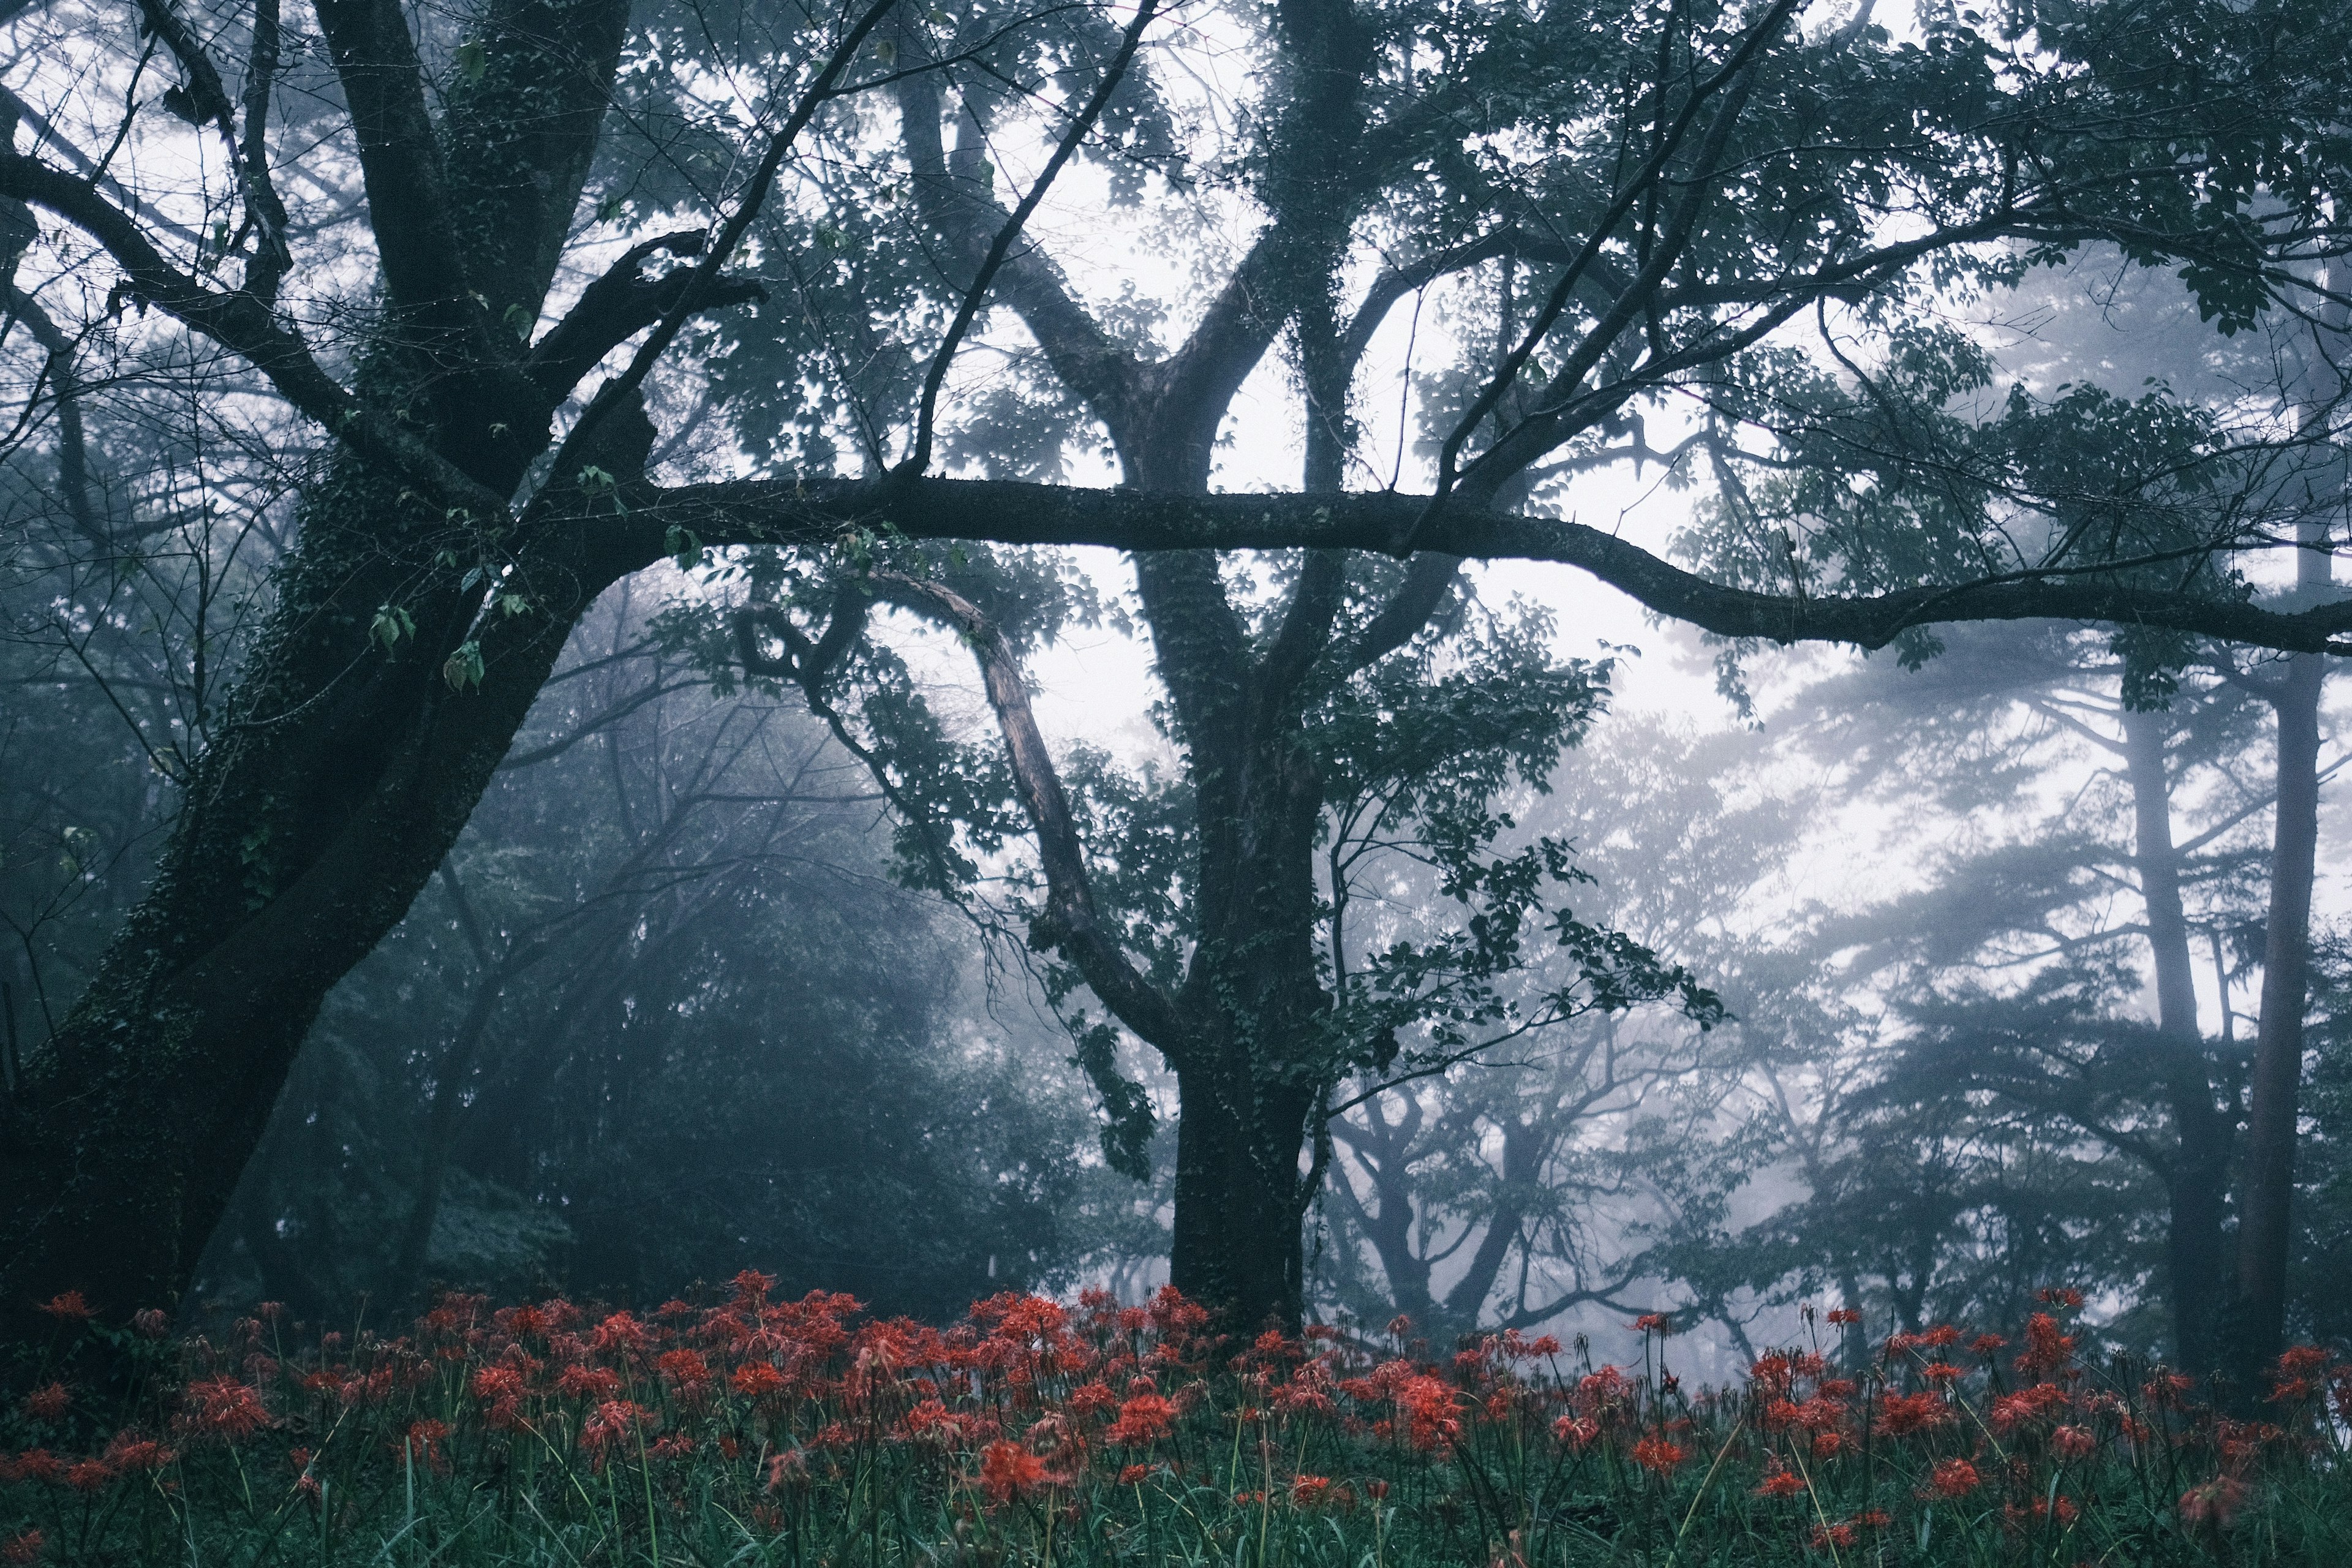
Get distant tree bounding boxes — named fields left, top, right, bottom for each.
left=1307, top=719, right=1796, bottom=1345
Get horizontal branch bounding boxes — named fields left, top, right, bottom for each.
left=640, top=477, right=2352, bottom=655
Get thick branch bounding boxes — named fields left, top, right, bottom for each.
left=524, top=231, right=766, bottom=404
left=312, top=0, right=502, bottom=359
left=135, top=0, right=290, bottom=296
left=894, top=61, right=1145, bottom=442
left=867, top=570, right=1191, bottom=1055
left=1348, top=553, right=1461, bottom=672
left=646, top=476, right=2352, bottom=655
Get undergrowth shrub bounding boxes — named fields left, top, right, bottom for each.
left=2, top=1279, right=2346, bottom=1564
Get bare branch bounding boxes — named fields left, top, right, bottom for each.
left=867, top=569, right=1192, bottom=1056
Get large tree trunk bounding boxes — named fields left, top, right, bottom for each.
left=0, top=484, right=649, bottom=1341
left=2226, top=307, right=2343, bottom=1382
left=0, top=0, right=643, bottom=1344
left=2120, top=705, right=2234, bottom=1373
left=1169, top=1051, right=1322, bottom=1332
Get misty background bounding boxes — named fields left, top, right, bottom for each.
left=8, top=221, right=2346, bottom=1382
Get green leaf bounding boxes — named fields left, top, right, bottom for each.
left=442, top=640, right=486, bottom=693
left=454, top=40, right=488, bottom=84
left=369, top=605, right=415, bottom=652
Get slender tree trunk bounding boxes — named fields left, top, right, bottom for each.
left=2120, top=704, right=2233, bottom=1373
left=2232, top=649, right=2324, bottom=1374
left=2227, top=301, right=2343, bottom=1379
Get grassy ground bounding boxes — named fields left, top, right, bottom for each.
left=2, top=1279, right=2345, bottom=1565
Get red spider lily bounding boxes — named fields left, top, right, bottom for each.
left=181, top=1376, right=271, bottom=1443
left=36, top=1292, right=93, bottom=1321
left=1630, top=1436, right=1687, bottom=1474
left=555, top=1365, right=620, bottom=1402
left=2037, top=1287, right=2084, bottom=1309
left=1754, top=1468, right=1807, bottom=1498
left=764, top=1448, right=809, bottom=1491
left=495, top=1303, right=553, bottom=1338
left=1825, top=1308, right=1862, bottom=1326
left=1923, top=1458, right=1980, bottom=1499
left=100, top=1432, right=173, bottom=1472
left=1790, top=1396, right=1849, bottom=1434
left=900, top=1398, right=967, bottom=1446
left=579, top=1401, right=653, bottom=1471
left=1810, top=1431, right=1852, bottom=1460
left=1872, top=1392, right=1951, bottom=1438
left=2051, top=1424, right=2097, bottom=1460
left=731, top=1360, right=787, bottom=1398
left=6, top=1450, right=63, bottom=1484
left=132, top=1308, right=170, bottom=1339
left=1553, top=1415, right=1599, bottom=1447
left=1807, top=1520, right=1856, bottom=1550
left=1395, top=1375, right=1461, bottom=1452
left=472, top=1365, right=526, bottom=1404
left=22, top=1384, right=69, bottom=1422
left=1920, top=1361, right=1961, bottom=1385
left=655, top=1348, right=713, bottom=1395
left=1106, top=1393, right=1176, bottom=1447
left=1290, top=1474, right=1336, bottom=1507
left=1117, top=1463, right=1152, bottom=1485
left=1969, top=1333, right=2007, bottom=1357
left=590, top=1311, right=652, bottom=1357
left=976, top=1439, right=1050, bottom=1502
left=1989, top=1382, right=2071, bottom=1434
left=2, top=1529, right=43, bottom=1565
left=63, top=1460, right=114, bottom=1494
left=1749, top=1354, right=1795, bottom=1395
left=2003, top=1495, right=2079, bottom=1530
left=1630, top=1313, right=1675, bottom=1336
left=403, top=1419, right=450, bottom=1474
left=2277, top=1344, right=2329, bottom=1377
left=2015, top=1313, right=2076, bottom=1377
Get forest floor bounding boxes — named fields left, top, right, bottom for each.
left=2, top=1278, right=2345, bottom=1565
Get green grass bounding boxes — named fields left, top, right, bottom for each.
left=3, top=1281, right=2345, bottom=1566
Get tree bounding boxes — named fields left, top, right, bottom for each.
left=1310, top=718, right=1798, bottom=1346
left=2, top=0, right=2350, bottom=1338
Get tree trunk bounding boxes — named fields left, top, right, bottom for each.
left=2231, top=649, right=2324, bottom=1376
left=1169, top=1050, right=1321, bottom=1332
left=2120, top=704, right=2234, bottom=1373
left=0, top=0, right=646, bottom=1344
left=0, top=491, right=647, bottom=1342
